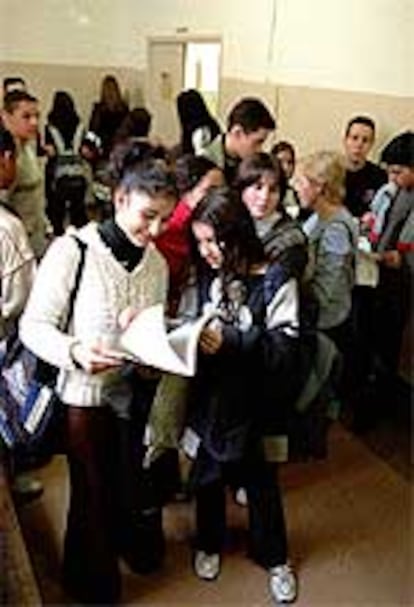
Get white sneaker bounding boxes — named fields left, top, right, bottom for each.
left=234, top=487, right=248, bottom=506
left=269, top=563, right=297, bottom=604
left=12, top=474, right=43, bottom=502
left=193, top=550, right=221, bottom=581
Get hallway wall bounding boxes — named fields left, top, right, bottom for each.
left=0, top=60, right=145, bottom=127
left=1, top=0, right=412, bottom=156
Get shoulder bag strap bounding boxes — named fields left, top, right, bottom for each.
left=48, top=125, right=66, bottom=154
left=72, top=123, right=85, bottom=154
left=27, top=236, right=87, bottom=385
left=62, top=236, right=87, bottom=332
left=3, top=236, right=87, bottom=367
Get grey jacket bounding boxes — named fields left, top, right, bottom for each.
left=303, top=208, right=358, bottom=329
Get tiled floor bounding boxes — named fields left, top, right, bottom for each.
left=17, top=423, right=412, bottom=606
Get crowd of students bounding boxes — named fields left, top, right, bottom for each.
left=0, top=72, right=412, bottom=605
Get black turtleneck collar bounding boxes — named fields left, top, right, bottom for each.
left=98, top=218, right=144, bottom=272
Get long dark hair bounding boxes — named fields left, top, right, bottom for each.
left=99, top=75, right=126, bottom=112
left=47, top=90, right=80, bottom=140
left=191, top=186, right=264, bottom=283
left=176, top=89, right=220, bottom=153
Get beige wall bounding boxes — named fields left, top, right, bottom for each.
left=273, top=0, right=412, bottom=97
left=219, top=78, right=413, bottom=161
left=1, top=61, right=412, bottom=160
left=1, top=0, right=412, bottom=155
left=0, top=61, right=145, bottom=128
left=275, top=85, right=414, bottom=160
left=3, top=0, right=410, bottom=97
left=219, top=78, right=278, bottom=126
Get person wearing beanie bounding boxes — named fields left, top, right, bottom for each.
left=362, top=131, right=414, bottom=245
left=374, top=131, right=414, bottom=420
left=376, top=131, right=414, bottom=253
left=381, top=130, right=414, bottom=166
left=348, top=129, right=411, bottom=432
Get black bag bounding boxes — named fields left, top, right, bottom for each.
left=0, top=236, right=87, bottom=454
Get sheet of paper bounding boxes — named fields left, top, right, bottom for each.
left=355, top=251, right=379, bottom=287
left=118, top=304, right=191, bottom=375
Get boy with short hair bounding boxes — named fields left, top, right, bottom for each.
left=200, top=97, right=275, bottom=185
left=343, top=115, right=387, bottom=217
left=342, top=116, right=387, bottom=431
left=2, top=90, right=49, bottom=257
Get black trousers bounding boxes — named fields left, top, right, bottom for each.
left=63, top=406, right=121, bottom=604
left=62, top=378, right=160, bottom=604
left=323, top=314, right=355, bottom=410
left=195, top=456, right=288, bottom=568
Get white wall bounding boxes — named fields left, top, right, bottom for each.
left=1, top=0, right=412, bottom=98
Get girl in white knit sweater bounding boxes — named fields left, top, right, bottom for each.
left=20, top=141, right=177, bottom=604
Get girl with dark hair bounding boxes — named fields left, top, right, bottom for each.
left=46, top=90, right=81, bottom=148
left=45, top=90, right=88, bottom=234
left=156, top=154, right=222, bottom=312
left=176, top=89, right=221, bottom=155
left=20, top=141, right=177, bottom=604
left=237, top=153, right=339, bottom=462
left=236, top=152, right=308, bottom=284
left=89, top=75, right=129, bottom=159
left=131, top=155, right=223, bottom=508
left=182, top=186, right=298, bottom=604
left=270, top=141, right=304, bottom=220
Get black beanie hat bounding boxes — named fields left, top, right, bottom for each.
left=381, top=131, right=414, bottom=167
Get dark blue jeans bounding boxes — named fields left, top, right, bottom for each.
left=194, top=453, right=288, bottom=568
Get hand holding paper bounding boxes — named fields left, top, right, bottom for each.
left=112, top=304, right=217, bottom=376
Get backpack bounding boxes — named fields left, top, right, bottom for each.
left=48, top=123, right=87, bottom=192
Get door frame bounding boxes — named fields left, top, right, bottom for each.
left=146, top=35, right=222, bottom=111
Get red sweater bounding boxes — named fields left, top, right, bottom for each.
left=155, top=199, right=193, bottom=313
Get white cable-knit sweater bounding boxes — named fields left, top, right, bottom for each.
left=20, top=222, right=168, bottom=407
